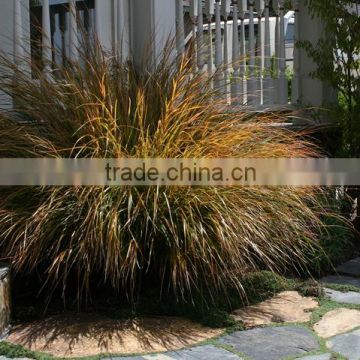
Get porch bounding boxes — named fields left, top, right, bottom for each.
left=0, top=0, right=335, bottom=112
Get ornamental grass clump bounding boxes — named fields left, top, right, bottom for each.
left=0, top=42, right=331, bottom=303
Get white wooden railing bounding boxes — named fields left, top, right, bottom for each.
left=178, top=0, right=301, bottom=106
left=12, top=0, right=302, bottom=108
left=13, top=0, right=126, bottom=69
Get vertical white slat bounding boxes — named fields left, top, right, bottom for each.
left=115, top=0, right=120, bottom=56
left=63, top=12, right=69, bottom=61
left=247, top=0, right=256, bottom=104
left=222, top=0, right=231, bottom=102
left=263, top=0, right=272, bottom=104
left=278, top=0, right=287, bottom=104
left=239, top=0, right=247, bottom=104
left=77, top=10, right=86, bottom=68
left=117, top=0, right=130, bottom=59
left=112, top=0, right=116, bottom=53
left=42, top=0, right=52, bottom=72
left=205, top=0, right=214, bottom=76
left=190, top=0, right=198, bottom=20
left=175, top=0, right=185, bottom=56
left=197, top=0, right=205, bottom=71
left=221, top=0, right=231, bottom=19
left=54, top=14, right=62, bottom=66
left=190, top=0, right=198, bottom=71
left=231, top=0, right=241, bottom=103
left=214, top=0, right=223, bottom=91
left=239, top=0, right=247, bottom=14
left=221, top=0, right=231, bottom=66
left=94, top=0, right=102, bottom=41
left=274, top=5, right=280, bottom=103
left=255, top=0, right=264, bottom=104
left=89, top=7, right=96, bottom=46
left=68, top=0, right=78, bottom=61
left=13, top=0, right=24, bottom=65
left=291, top=0, right=300, bottom=104
left=57, top=12, right=66, bottom=66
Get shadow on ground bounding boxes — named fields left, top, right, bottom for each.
left=7, top=313, right=222, bottom=357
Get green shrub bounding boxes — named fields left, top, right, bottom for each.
left=294, top=279, right=324, bottom=298
left=240, top=271, right=290, bottom=304
left=0, top=341, right=36, bottom=359
left=305, top=191, right=357, bottom=275
left=200, top=308, right=236, bottom=328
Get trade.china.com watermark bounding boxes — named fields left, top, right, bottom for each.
left=0, top=158, right=359, bottom=186
left=105, top=161, right=256, bottom=184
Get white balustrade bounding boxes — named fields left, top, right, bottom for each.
left=205, top=0, right=214, bottom=76
left=10, top=0, right=131, bottom=75
left=196, top=0, right=205, bottom=71
left=176, top=0, right=185, bottom=56
left=190, top=0, right=198, bottom=71
left=42, top=0, right=52, bottom=72
left=214, top=0, right=223, bottom=91
left=291, top=0, right=300, bottom=104
left=69, top=0, right=78, bottom=61
left=247, top=0, right=256, bottom=104
left=277, top=0, right=287, bottom=104
left=190, top=0, right=198, bottom=22
left=19, top=0, right=301, bottom=109
left=255, top=0, right=264, bottom=105
left=231, top=0, right=240, bottom=103
left=272, top=5, right=280, bottom=103
left=239, top=0, right=247, bottom=104
left=221, top=0, right=231, bottom=101
left=53, top=14, right=62, bottom=66
left=13, top=0, right=24, bottom=66
left=94, top=0, right=101, bottom=41
left=263, top=0, right=272, bottom=105
left=117, top=0, right=130, bottom=59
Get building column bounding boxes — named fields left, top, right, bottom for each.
left=297, top=1, right=337, bottom=109
left=130, top=0, right=176, bottom=68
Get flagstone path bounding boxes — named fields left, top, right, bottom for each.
left=4, top=257, right=360, bottom=360
left=102, top=257, right=360, bottom=360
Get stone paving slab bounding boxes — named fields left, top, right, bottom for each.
left=218, top=326, right=319, bottom=360
left=295, top=354, right=332, bottom=360
left=325, top=287, right=360, bottom=304
left=336, top=257, right=360, bottom=277
left=103, top=356, right=144, bottom=360
left=321, top=275, right=360, bottom=288
left=313, top=308, right=360, bottom=338
left=158, top=345, right=242, bottom=359
left=326, top=328, right=360, bottom=360
left=103, top=345, right=242, bottom=360
left=232, top=291, right=318, bottom=327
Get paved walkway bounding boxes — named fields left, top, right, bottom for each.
left=3, top=258, right=360, bottom=360
left=105, top=258, right=360, bottom=360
